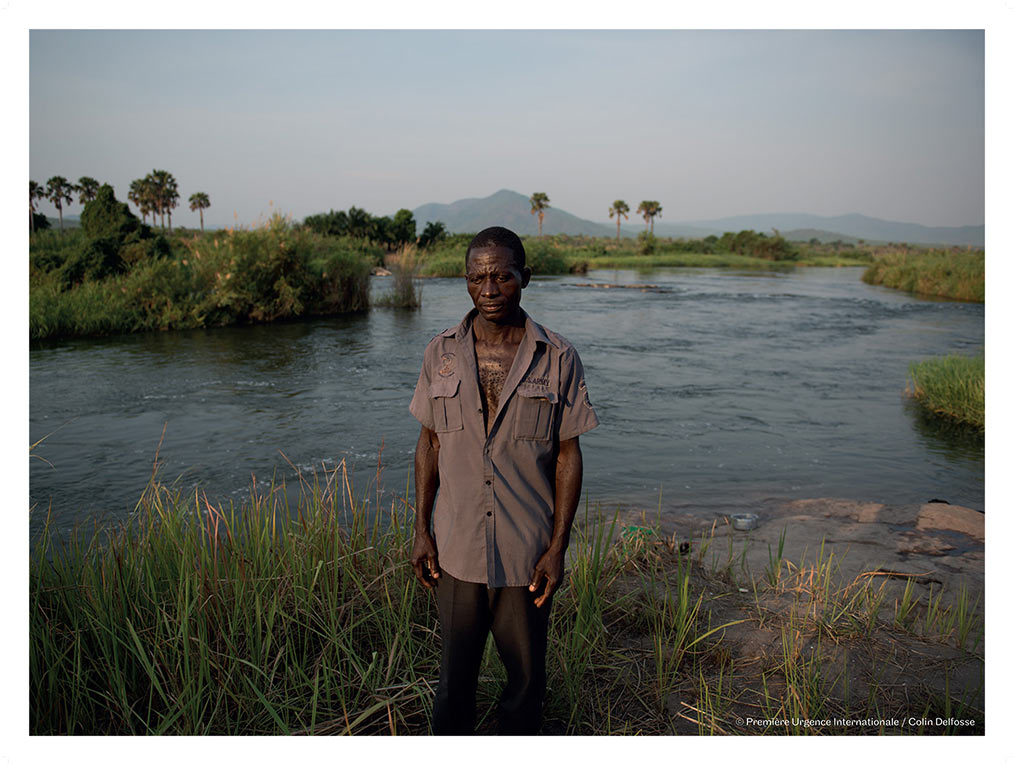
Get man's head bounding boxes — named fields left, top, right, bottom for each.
left=465, top=226, right=531, bottom=326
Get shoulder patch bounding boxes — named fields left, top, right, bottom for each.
left=438, top=352, right=456, bottom=377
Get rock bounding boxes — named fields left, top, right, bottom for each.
left=371, top=267, right=392, bottom=276
left=896, top=532, right=956, bottom=556
left=916, top=503, right=984, bottom=541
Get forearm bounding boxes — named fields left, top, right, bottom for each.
left=548, top=437, right=583, bottom=553
left=413, top=426, right=440, bottom=532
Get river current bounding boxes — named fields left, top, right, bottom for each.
left=29, top=267, right=984, bottom=543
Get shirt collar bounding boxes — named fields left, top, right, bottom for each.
left=447, top=308, right=559, bottom=349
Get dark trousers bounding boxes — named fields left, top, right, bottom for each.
left=432, top=572, right=552, bottom=735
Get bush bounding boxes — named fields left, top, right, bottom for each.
left=638, top=231, right=657, bottom=255
left=59, top=237, right=126, bottom=288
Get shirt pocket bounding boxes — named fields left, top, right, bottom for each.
left=429, top=377, right=463, bottom=433
left=514, top=385, right=558, bottom=441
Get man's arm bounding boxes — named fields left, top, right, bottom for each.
left=410, top=424, right=442, bottom=588
left=528, top=436, right=583, bottom=607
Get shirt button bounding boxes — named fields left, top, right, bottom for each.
left=486, top=511, right=492, bottom=517
left=485, top=480, right=491, bottom=485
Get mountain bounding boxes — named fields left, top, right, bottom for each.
left=664, top=213, right=983, bottom=247
left=413, top=190, right=983, bottom=247
left=413, top=189, right=615, bottom=238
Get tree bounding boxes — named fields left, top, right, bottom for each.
left=80, top=183, right=141, bottom=241
left=30, top=180, right=45, bottom=234
left=418, top=220, right=447, bottom=249
left=148, top=169, right=179, bottom=231
left=636, top=200, right=662, bottom=234
left=77, top=176, right=100, bottom=205
left=608, top=200, right=629, bottom=241
left=391, top=208, right=417, bottom=246
left=189, top=191, right=211, bottom=233
left=529, top=192, right=550, bottom=237
left=128, top=178, right=148, bottom=225
left=46, top=176, right=75, bottom=233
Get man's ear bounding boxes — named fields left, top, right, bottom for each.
left=521, top=266, right=532, bottom=288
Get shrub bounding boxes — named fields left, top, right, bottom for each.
left=58, top=237, right=126, bottom=288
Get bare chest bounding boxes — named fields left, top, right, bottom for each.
left=475, top=340, right=520, bottom=429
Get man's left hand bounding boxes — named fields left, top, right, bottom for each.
left=528, top=548, right=565, bottom=608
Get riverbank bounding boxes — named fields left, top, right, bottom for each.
left=862, top=249, right=984, bottom=303
left=30, top=466, right=983, bottom=735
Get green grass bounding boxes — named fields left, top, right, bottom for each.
left=862, top=249, right=984, bottom=302
left=908, top=354, right=984, bottom=429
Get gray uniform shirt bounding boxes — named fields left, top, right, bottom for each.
left=409, top=308, right=599, bottom=587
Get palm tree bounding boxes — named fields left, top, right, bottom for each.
left=636, top=200, right=662, bottom=234
left=608, top=200, right=629, bottom=241
left=148, top=169, right=179, bottom=232
left=128, top=178, right=147, bottom=224
left=45, top=176, right=74, bottom=233
left=189, top=192, right=211, bottom=233
left=77, top=176, right=100, bottom=205
left=529, top=192, right=550, bottom=237
left=30, top=180, right=44, bottom=233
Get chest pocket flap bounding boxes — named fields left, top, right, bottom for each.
left=514, top=384, right=557, bottom=441
left=429, top=377, right=463, bottom=432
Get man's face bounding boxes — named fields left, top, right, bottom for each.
left=465, top=246, right=531, bottom=325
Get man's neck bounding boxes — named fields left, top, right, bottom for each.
left=472, top=309, right=526, bottom=345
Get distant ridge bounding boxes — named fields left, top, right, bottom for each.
left=412, top=190, right=983, bottom=247
left=663, top=212, right=983, bottom=248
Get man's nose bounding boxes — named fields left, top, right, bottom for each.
left=480, top=278, right=499, bottom=297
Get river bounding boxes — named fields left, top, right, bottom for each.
left=29, top=267, right=984, bottom=544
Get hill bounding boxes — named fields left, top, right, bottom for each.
left=413, top=189, right=616, bottom=238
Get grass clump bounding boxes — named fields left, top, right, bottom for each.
left=374, top=244, right=422, bottom=309
left=862, top=249, right=984, bottom=302
left=908, top=354, right=984, bottom=430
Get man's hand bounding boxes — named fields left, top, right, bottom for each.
left=528, top=547, right=565, bottom=608
left=410, top=529, right=441, bottom=589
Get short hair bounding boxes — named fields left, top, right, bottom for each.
left=465, top=226, right=526, bottom=270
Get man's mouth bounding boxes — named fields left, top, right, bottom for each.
left=480, top=302, right=504, bottom=312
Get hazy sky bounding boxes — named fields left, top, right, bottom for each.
left=30, top=29, right=984, bottom=229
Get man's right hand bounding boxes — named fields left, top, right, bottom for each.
left=410, top=529, right=441, bottom=588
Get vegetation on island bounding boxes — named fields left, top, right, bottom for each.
left=29, top=462, right=982, bottom=735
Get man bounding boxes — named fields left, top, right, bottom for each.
left=409, top=226, right=599, bottom=735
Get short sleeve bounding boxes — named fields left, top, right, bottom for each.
left=409, top=352, right=435, bottom=430
left=557, top=347, right=599, bottom=441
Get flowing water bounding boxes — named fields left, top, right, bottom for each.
left=29, top=267, right=984, bottom=544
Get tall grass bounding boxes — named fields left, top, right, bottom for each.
left=30, top=473, right=983, bottom=735
left=862, top=249, right=984, bottom=302
left=374, top=244, right=422, bottom=309
left=908, top=354, right=985, bottom=429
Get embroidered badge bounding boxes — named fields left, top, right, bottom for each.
left=524, top=375, right=550, bottom=387
left=579, top=379, right=593, bottom=409
left=438, top=353, right=456, bottom=378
